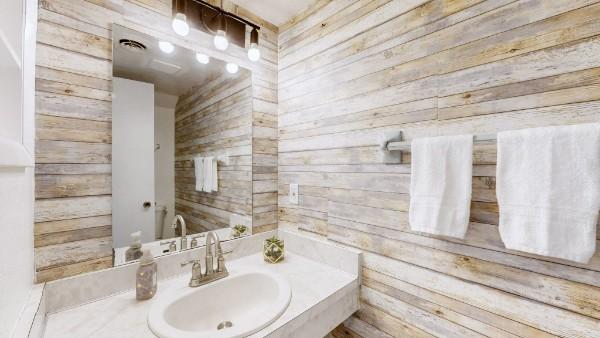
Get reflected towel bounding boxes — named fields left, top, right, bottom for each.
left=194, top=156, right=204, bottom=192
left=497, top=123, right=600, bottom=263
left=203, top=157, right=213, bottom=192
left=211, top=157, right=218, bottom=192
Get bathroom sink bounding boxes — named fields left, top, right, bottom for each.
left=148, top=269, right=292, bottom=338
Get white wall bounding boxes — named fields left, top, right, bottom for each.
left=0, top=0, right=36, bottom=336
left=112, top=77, right=156, bottom=247
left=154, top=92, right=177, bottom=239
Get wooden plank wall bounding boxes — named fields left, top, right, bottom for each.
left=174, top=71, right=253, bottom=233
left=203, top=1, right=279, bottom=235
left=34, top=0, right=278, bottom=282
left=278, top=1, right=600, bottom=337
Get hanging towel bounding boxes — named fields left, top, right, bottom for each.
left=496, top=123, right=600, bottom=263
left=211, top=157, right=218, bottom=192
left=194, top=156, right=204, bottom=192
left=409, top=135, right=473, bottom=238
left=203, top=157, right=213, bottom=192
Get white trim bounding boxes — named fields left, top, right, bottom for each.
left=0, top=137, right=34, bottom=168
left=21, top=0, right=37, bottom=154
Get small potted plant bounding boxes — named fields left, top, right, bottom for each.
left=231, top=224, right=248, bottom=238
left=263, top=236, right=284, bottom=263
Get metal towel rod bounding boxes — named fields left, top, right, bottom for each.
left=384, top=133, right=497, bottom=152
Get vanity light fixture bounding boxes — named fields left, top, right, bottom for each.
left=170, top=0, right=261, bottom=61
left=158, top=41, right=175, bottom=54
left=226, top=62, right=239, bottom=74
left=247, top=28, right=260, bottom=62
left=195, top=52, right=210, bottom=64
left=213, top=14, right=229, bottom=51
left=172, top=13, right=190, bottom=36
left=213, top=30, right=229, bottom=50
left=172, top=0, right=189, bottom=36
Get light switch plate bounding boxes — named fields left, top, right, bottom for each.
left=289, top=183, right=299, bottom=204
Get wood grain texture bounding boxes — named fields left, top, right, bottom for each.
left=174, top=72, right=253, bottom=233
left=34, top=0, right=278, bottom=282
left=279, top=0, right=600, bottom=336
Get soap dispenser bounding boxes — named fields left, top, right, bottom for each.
left=125, top=231, right=143, bottom=262
left=136, top=249, right=157, bottom=300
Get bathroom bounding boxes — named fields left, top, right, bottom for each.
left=1, top=0, right=600, bottom=337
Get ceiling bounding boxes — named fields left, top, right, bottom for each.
left=230, top=0, right=320, bottom=26
left=112, top=25, right=244, bottom=97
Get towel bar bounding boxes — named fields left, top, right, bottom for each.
left=385, top=133, right=496, bottom=152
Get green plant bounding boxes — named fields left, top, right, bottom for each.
left=263, top=236, right=284, bottom=263
left=232, top=224, right=248, bottom=238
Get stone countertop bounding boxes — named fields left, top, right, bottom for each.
left=43, top=252, right=359, bottom=338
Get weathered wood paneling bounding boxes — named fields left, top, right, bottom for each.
left=174, top=72, right=253, bottom=233
left=34, top=0, right=278, bottom=282
left=279, top=0, right=600, bottom=336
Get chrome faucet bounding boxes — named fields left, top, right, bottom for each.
left=181, top=231, right=229, bottom=287
left=171, top=215, right=187, bottom=250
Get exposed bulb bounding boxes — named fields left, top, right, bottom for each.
left=158, top=41, right=174, bottom=54
left=171, top=13, right=189, bottom=36
left=195, top=53, right=210, bottom=64
left=226, top=62, right=239, bottom=74
left=247, top=42, right=260, bottom=62
left=213, top=30, right=229, bottom=51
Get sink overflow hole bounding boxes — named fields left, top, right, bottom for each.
left=217, top=321, right=233, bottom=330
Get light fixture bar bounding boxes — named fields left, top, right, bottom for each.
left=189, top=0, right=260, bottom=31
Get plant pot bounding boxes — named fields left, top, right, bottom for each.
left=263, top=237, right=284, bottom=263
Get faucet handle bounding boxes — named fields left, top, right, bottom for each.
left=161, top=240, right=177, bottom=252
left=190, top=233, right=206, bottom=248
left=182, top=259, right=204, bottom=285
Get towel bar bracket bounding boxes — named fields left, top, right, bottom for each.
left=381, top=131, right=404, bottom=164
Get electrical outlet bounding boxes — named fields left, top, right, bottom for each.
left=289, top=183, right=299, bottom=204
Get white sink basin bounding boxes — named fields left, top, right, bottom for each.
left=148, top=269, right=292, bottom=338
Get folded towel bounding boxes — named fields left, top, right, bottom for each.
left=497, top=123, right=600, bottom=263
left=194, top=156, right=204, bottom=192
left=203, top=157, right=213, bottom=192
left=211, top=157, right=218, bottom=192
left=409, top=135, right=473, bottom=238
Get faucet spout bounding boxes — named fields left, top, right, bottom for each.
left=171, top=215, right=187, bottom=250
left=183, top=231, right=228, bottom=288
left=204, top=231, right=220, bottom=275
left=205, top=231, right=221, bottom=256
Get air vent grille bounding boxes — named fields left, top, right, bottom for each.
left=119, top=39, right=147, bottom=52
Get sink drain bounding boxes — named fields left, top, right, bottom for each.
left=217, top=321, right=233, bottom=330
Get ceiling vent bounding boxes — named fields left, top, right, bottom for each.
left=119, top=39, right=147, bottom=52
left=149, top=59, right=182, bottom=75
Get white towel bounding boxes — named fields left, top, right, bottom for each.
left=211, top=157, right=218, bottom=192
left=497, top=123, right=600, bottom=263
left=194, top=156, right=204, bottom=192
left=203, top=157, right=213, bottom=192
left=409, top=135, right=473, bottom=238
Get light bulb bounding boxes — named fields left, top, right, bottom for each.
left=213, top=30, right=229, bottom=51
left=196, top=53, right=209, bottom=64
left=226, top=63, right=239, bottom=74
left=172, top=13, right=189, bottom=36
left=158, top=41, right=174, bottom=54
left=247, top=42, right=260, bottom=62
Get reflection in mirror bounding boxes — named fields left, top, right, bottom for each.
left=111, top=25, right=252, bottom=266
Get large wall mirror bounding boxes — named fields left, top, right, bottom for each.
left=112, top=25, right=252, bottom=266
